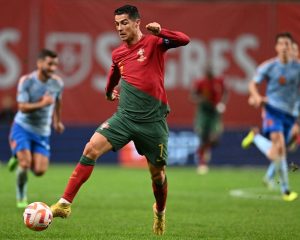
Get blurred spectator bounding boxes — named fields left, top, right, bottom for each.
left=0, top=95, right=16, bottom=125
left=190, top=65, right=228, bottom=174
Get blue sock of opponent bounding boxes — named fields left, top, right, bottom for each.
left=265, top=162, right=276, bottom=180
left=278, top=157, right=289, bottom=194
left=253, top=134, right=272, bottom=157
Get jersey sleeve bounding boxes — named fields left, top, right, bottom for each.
left=253, top=62, right=269, bottom=83
left=193, top=80, right=202, bottom=94
left=105, top=60, right=121, bottom=94
left=57, top=83, right=64, bottom=100
left=158, top=28, right=190, bottom=50
left=16, top=77, right=30, bottom=103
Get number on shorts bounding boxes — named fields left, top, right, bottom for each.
left=158, top=143, right=164, bottom=158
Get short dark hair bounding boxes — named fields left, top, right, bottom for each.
left=114, top=5, right=140, bottom=20
left=275, top=32, right=294, bottom=43
left=38, top=49, right=58, bottom=60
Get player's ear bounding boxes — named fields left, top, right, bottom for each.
left=135, top=19, right=141, bottom=28
left=37, top=59, right=43, bottom=68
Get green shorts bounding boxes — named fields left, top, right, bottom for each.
left=96, top=114, right=169, bottom=166
left=195, top=110, right=223, bottom=142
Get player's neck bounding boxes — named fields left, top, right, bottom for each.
left=127, top=30, right=143, bottom=46
left=278, top=55, right=291, bottom=64
left=37, top=71, right=48, bottom=83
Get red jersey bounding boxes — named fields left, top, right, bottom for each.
left=106, top=28, right=190, bottom=122
left=194, top=77, right=225, bottom=106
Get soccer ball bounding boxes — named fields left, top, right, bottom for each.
left=23, top=202, right=53, bottom=231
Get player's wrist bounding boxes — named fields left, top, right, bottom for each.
left=105, top=91, right=112, bottom=100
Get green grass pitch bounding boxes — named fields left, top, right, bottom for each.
left=0, top=163, right=299, bottom=239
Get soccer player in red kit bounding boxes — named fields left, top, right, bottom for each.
left=50, top=5, right=190, bottom=235
left=190, top=66, right=227, bottom=174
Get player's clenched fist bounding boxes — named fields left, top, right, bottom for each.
left=106, top=89, right=120, bottom=101
left=146, top=22, right=161, bottom=35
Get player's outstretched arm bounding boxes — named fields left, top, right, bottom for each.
left=146, top=22, right=190, bottom=47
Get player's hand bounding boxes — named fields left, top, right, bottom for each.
left=248, top=95, right=268, bottom=108
left=41, top=93, right=54, bottom=107
left=216, top=102, right=226, bottom=113
left=291, top=122, right=300, bottom=136
left=146, top=22, right=161, bottom=35
left=53, top=121, right=65, bottom=134
left=106, top=90, right=120, bottom=101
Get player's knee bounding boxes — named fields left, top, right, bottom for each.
left=18, top=157, right=32, bottom=169
left=151, top=171, right=166, bottom=185
left=33, top=170, right=46, bottom=176
left=84, top=141, right=100, bottom=159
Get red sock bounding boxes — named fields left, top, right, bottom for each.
left=199, top=143, right=211, bottom=166
left=198, top=147, right=206, bottom=166
left=62, top=160, right=94, bottom=203
left=152, top=178, right=168, bottom=212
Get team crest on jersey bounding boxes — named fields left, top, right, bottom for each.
left=265, top=119, right=273, bottom=127
left=100, top=121, right=110, bottom=130
left=137, top=48, right=147, bottom=62
left=278, top=76, right=286, bottom=85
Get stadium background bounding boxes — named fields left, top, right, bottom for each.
left=1, top=0, right=300, bottom=166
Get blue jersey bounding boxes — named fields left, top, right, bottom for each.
left=253, top=57, right=300, bottom=117
left=14, top=71, right=64, bottom=136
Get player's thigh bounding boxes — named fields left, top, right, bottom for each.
left=83, top=132, right=113, bottom=159
left=270, top=131, right=285, bottom=151
left=283, top=115, right=297, bottom=143
left=196, top=114, right=212, bottom=139
left=262, top=106, right=284, bottom=136
left=16, top=150, right=32, bottom=168
left=31, top=135, right=50, bottom=175
left=32, top=153, right=49, bottom=175
left=210, top=116, right=223, bottom=139
left=9, top=123, right=31, bottom=157
left=96, top=114, right=132, bottom=152
left=133, top=119, right=169, bottom=167
left=31, top=134, right=50, bottom=159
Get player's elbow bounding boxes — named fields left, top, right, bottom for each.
left=182, top=35, right=190, bottom=46
left=18, top=104, right=29, bottom=113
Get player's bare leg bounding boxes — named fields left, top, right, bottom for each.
left=15, top=150, right=31, bottom=208
left=197, top=143, right=211, bottom=175
left=51, top=132, right=112, bottom=218
left=149, top=162, right=167, bottom=235
left=31, top=153, right=49, bottom=176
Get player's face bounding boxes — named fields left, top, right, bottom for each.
left=275, top=37, right=292, bottom=60
left=38, top=56, right=59, bottom=79
left=115, top=14, right=140, bottom=43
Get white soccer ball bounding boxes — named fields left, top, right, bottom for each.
left=23, top=202, right=53, bottom=231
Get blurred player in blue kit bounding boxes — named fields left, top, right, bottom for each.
left=242, top=33, right=300, bottom=201
left=261, top=41, right=300, bottom=190
left=8, top=49, right=64, bottom=208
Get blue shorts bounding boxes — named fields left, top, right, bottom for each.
left=9, top=123, right=50, bottom=158
left=263, top=105, right=296, bottom=143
